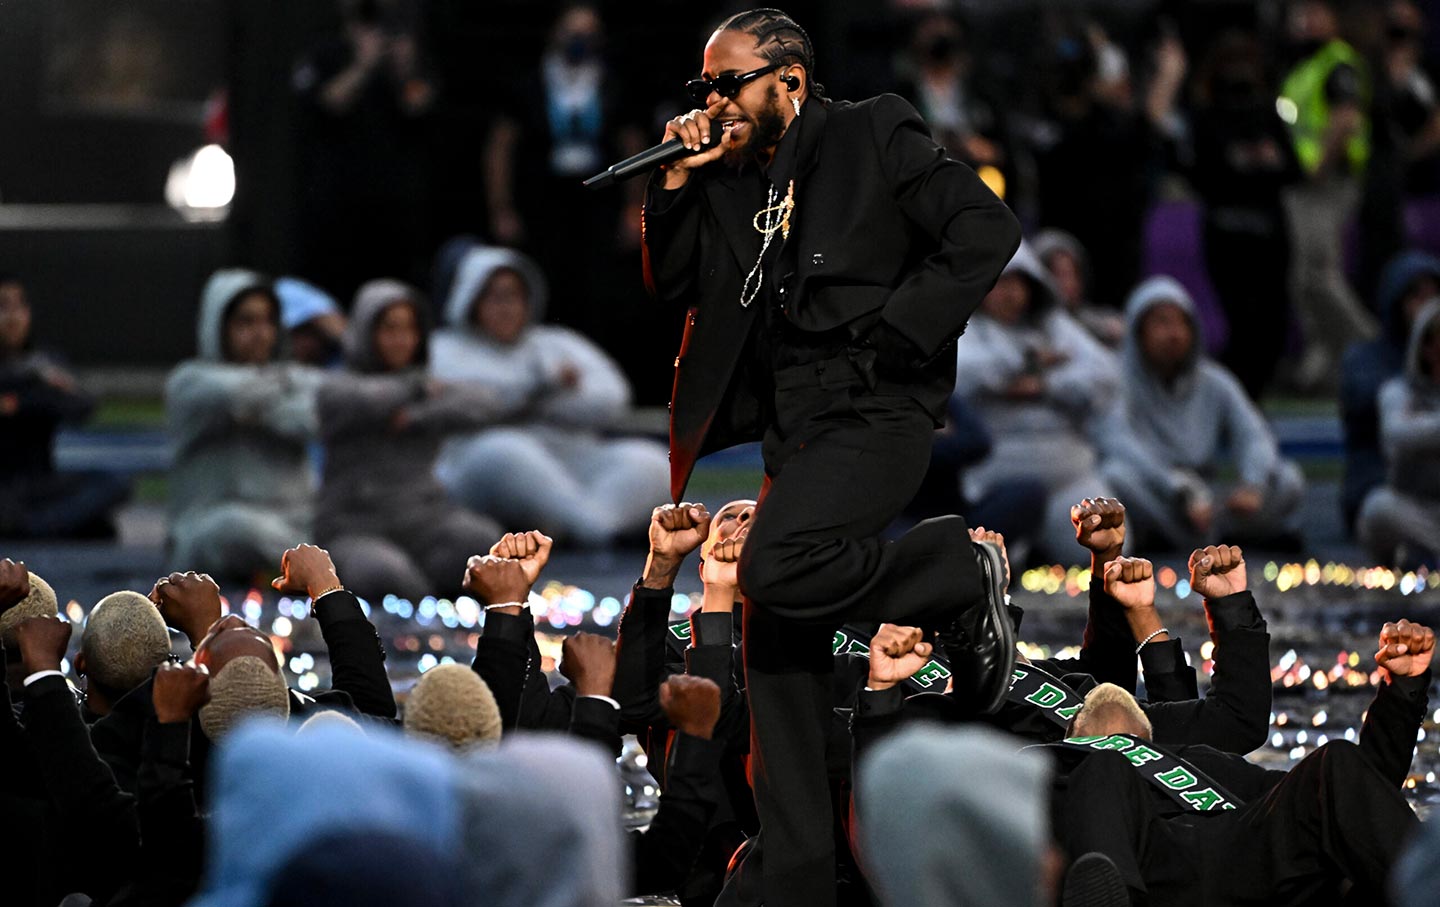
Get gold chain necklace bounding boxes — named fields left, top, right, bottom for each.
left=740, top=179, right=795, bottom=309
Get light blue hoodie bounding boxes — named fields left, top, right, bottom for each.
left=192, top=721, right=624, bottom=907
left=192, top=720, right=461, bottom=907
left=1101, top=276, right=1282, bottom=495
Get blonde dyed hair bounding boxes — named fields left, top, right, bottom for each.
left=81, top=591, right=172, bottom=693
left=403, top=664, right=502, bottom=750
left=0, top=572, right=58, bottom=637
left=198, top=655, right=291, bottom=742
left=1072, top=682, right=1153, bottom=740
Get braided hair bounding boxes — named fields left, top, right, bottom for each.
left=716, top=8, right=827, bottom=101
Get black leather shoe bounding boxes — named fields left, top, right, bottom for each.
left=1062, top=852, right=1131, bottom=907
left=937, top=540, right=1016, bottom=715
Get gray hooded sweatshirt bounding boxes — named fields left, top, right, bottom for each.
left=1100, top=276, right=1281, bottom=497
left=859, top=724, right=1052, bottom=907
left=953, top=242, right=1121, bottom=492
left=429, top=246, right=632, bottom=434
left=1378, top=299, right=1440, bottom=500
left=165, top=270, right=323, bottom=530
left=316, top=280, right=512, bottom=539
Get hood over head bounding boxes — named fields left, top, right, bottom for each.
left=275, top=278, right=341, bottom=332
left=456, top=735, right=623, bottom=906
left=1032, top=228, right=1092, bottom=286
left=859, top=724, right=1052, bottom=907
left=1376, top=250, right=1440, bottom=349
left=194, top=720, right=461, bottom=907
left=994, top=241, right=1061, bottom=318
left=1123, top=275, right=1201, bottom=377
left=431, top=234, right=483, bottom=319
left=1404, top=298, right=1440, bottom=385
left=443, top=246, right=549, bottom=331
left=345, top=279, right=429, bottom=372
left=197, top=269, right=280, bottom=362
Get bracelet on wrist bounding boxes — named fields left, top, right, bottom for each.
left=1135, top=627, right=1170, bottom=655
left=309, top=584, right=345, bottom=601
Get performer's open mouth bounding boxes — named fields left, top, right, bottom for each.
left=720, top=119, right=746, bottom=140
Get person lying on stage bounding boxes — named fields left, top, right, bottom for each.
left=1047, top=617, right=1432, bottom=906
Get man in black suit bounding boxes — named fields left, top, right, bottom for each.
left=641, top=9, right=1022, bottom=903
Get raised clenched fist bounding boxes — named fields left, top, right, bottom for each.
left=15, top=615, right=72, bottom=676
left=1188, top=545, right=1247, bottom=600
left=152, top=661, right=211, bottom=724
left=700, top=531, right=746, bottom=590
left=462, top=556, right=532, bottom=607
left=559, top=632, right=617, bottom=699
left=866, top=624, right=934, bottom=691
left=271, top=544, right=342, bottom=602
left=488, top=530, right=554, bottom=586
left=151, top=571, right=222, bottom=648
left=659, top=675, right=722, bottom=740
left=1103, top=557, right=1155, bottom=613
left=1072, top=497, right=1126, bottom=557
left=0, top=559, right=29, bottom=612
left=1376, top=620, right=1436, bottom=679
left=649, top=503, right=712, bottom=561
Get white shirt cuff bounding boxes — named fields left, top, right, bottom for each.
left=23, top=669, right=65, bottom=687
left=581, top=695, right=621, bottom=711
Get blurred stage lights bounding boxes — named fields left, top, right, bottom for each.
left=165, top=144, right=235, bottom=219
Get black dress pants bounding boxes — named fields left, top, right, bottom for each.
left=736, top=353, right=983, bottom=907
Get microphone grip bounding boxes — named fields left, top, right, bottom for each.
left=583, top=137, right=703, bottom=190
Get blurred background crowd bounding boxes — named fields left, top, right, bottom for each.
left=6, top=0, right=1440, bottom=570
left=2, top=4, right=1440, bottom=903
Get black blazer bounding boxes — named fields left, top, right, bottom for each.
left=642, top=93, right=1021, bottom=500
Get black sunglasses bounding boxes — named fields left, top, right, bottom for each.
left=685, top=63, right=781, bottom=106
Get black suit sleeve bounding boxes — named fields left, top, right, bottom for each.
left=1138, top=640, right=1199, bottom=702
left=1359, top=670, right=1431, bottom=789
left=1142, top=592, right=1273, bottom=755
left=22, top=675, right=139, bottom=899
left=472, top=609, right=534, bottom=730
left=471, top=608, right=576, bottom=731
left=125, top=718, right=204, bottom=907
left=868, top=93, right=1023, bottom=360
left=569, top=696, right=622, bottom=757
left=0, top=646, right=32, bottom=776
left=1047, top=578, right=1138, bottom=694
left=849, top=683, right=907, bottom=777
left=313, top=590, right=395, bottom=720
left=642, top=176, right=704, bottom=302
left=611, top=583, right=681, bottom=728
left=681, top=612, right=747, bottom=772
left=685, top=612, right=738, bottom=700
left=631, top=731, right=725, bottom=895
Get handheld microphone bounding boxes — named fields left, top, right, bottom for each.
left=583, top=134, right=713, bottom=190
